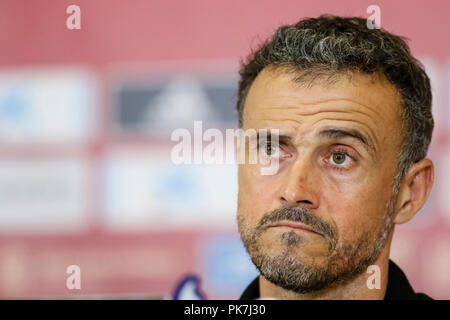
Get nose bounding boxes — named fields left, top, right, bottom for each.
left=279, top=156, right=319, bottom=209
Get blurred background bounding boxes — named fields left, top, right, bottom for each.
left=0, top=0, right=449, bottom=299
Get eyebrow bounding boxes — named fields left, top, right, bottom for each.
left=254, top=131, right=292, bottom=144
left=319, top=128, right=375, bottom=152
left=253, top=128, right=375, bottom=153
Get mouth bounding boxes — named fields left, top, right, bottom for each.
left=268, top=220, right=322, bottom=236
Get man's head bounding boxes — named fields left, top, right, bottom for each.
left=236, top=15, right=434, bottom=294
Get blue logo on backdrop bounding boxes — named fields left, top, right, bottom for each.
left=200, top=235, right=258, bottom=295
left=172, top=275, right=206, bottom=300
left=0, top=86, right=31, bottom=135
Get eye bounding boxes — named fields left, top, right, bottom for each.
left=266, top=143, right=276, bottom=155
left=332, top=152, right=347, bottom=165
left=261, top=142, right=280, bottom=158
left=325, top=148, right=356, bottom=169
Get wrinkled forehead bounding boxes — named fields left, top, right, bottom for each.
left=242, top=67, right=404, bottom=145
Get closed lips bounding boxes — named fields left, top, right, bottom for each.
left=269, top=221, right=321, bottom=235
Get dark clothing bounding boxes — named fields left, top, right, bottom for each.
left=239, top=259, right=432, bottom=300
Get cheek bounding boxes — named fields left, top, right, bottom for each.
left=324, top=184, right=391, bottom=241
left=238, top=166, right=280, bottom=224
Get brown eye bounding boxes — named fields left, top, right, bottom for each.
left=332, top=153, right=347, bottom=165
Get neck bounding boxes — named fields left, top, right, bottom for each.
left=259, top=229, right=394, bottom=300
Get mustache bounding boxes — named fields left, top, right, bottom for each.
left=256, top=206, right=337, bottom=241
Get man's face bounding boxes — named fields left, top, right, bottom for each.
left=237, top=67, right=404, bottom=293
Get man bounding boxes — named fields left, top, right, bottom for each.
left=236, top=15, right=434, bottom=300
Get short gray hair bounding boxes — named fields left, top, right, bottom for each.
left=236, top=15, right=433, bottom=183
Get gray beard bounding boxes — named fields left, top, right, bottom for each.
left=237, top=190, right=396, bottom=294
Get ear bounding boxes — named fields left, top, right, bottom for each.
left=393, top=158, right=434, bottom=224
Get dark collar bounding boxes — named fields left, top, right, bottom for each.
left=239, top=259, right=432, bottom=300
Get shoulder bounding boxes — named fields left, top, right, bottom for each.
left=414, top=292, right=433, bottom=300
left=385, top=260, right=433, bottom=300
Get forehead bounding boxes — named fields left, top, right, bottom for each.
left=243, top=67, right=403, bottom=147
